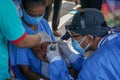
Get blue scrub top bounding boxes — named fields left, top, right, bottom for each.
left=0, top=1, right=25, bottom=79
left=78, top=34, right=120, bottom=80
left=9, top=18, right=55, bottom=80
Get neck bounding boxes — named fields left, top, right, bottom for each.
left=22, top=17, right=38, bottom=31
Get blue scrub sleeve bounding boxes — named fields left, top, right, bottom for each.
left=71, top=54, right=85, bottom=72
left=49, top=60, right=74, bottom=80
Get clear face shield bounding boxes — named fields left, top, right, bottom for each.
left=71, top=34, right=91, bottom=54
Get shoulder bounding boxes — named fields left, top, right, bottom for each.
left=0, top=1, right=25, bottom=41
left=0, top=1, right=17, bottom=15
left=41, top=18, right=49, bottom=23
left=40, top=19, right=51, bottom=29
left=98, top=33, right=120, bottom=47
left=0, top=1, right=19, bottom=24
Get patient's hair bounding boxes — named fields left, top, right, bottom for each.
left=22, top=0, right=47, bottom=10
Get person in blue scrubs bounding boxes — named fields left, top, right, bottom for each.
left=46, top=8, right=120, bottom=80
left=9, top=0, right=55, bottom=80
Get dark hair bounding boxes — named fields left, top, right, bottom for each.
left=22, top=0, right=47, bottom=10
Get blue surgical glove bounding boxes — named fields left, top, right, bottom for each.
left=46, top=43, right=62, bottom=63
left=58, top=41, right=79, bottom=63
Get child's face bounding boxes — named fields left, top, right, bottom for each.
left=31, top=42, right=51, bottom=62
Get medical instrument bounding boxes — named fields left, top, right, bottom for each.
left=50, top=42, right=56, bottom=50
left=60, top=25, right=72, bottom=40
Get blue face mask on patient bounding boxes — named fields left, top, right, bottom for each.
left=23, top=10, right=44, bottom=25
left=72, top=39, right=85, bottom=55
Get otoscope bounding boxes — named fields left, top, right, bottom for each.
left=50, top=25, right=72, bottom=50
left=60, top=25, right=72, bottom=40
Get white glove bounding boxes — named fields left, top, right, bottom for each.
left=58, top=41, right=79, bottom=63
left=37, top=31, right=52, bottom=43
left=46, top=43, right=61, bottom=63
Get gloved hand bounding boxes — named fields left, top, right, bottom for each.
left=46, top=43, right=61, bottom=63
left=58, top=41, right=79, bottom=63
left=37, top=31, right=52, bottom=43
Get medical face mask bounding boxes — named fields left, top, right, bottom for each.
left=72, top=39, right=85, bottom=55
left=23, top=10, right=44, bottom=25
left=79, top=36, right=91, bottom=51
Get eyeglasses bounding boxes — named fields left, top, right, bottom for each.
left=70, top=33, right=83, bottom=39
left=71, top=34, right=82, bottom=37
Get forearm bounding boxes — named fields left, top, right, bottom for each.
left=15, top=34, right=40, bottom=48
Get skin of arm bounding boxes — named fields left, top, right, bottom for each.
left=18, top=65, right=49, bottom=80
left=14, top=34, right=41, bottom=48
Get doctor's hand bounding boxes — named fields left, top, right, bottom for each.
left=37, top=31, right=52, bottom=43
left=58, top=41, right=73, bottom=58
left=46, top=43, right=61, bottom=63
left=58, top=41, right=78, bottom=63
